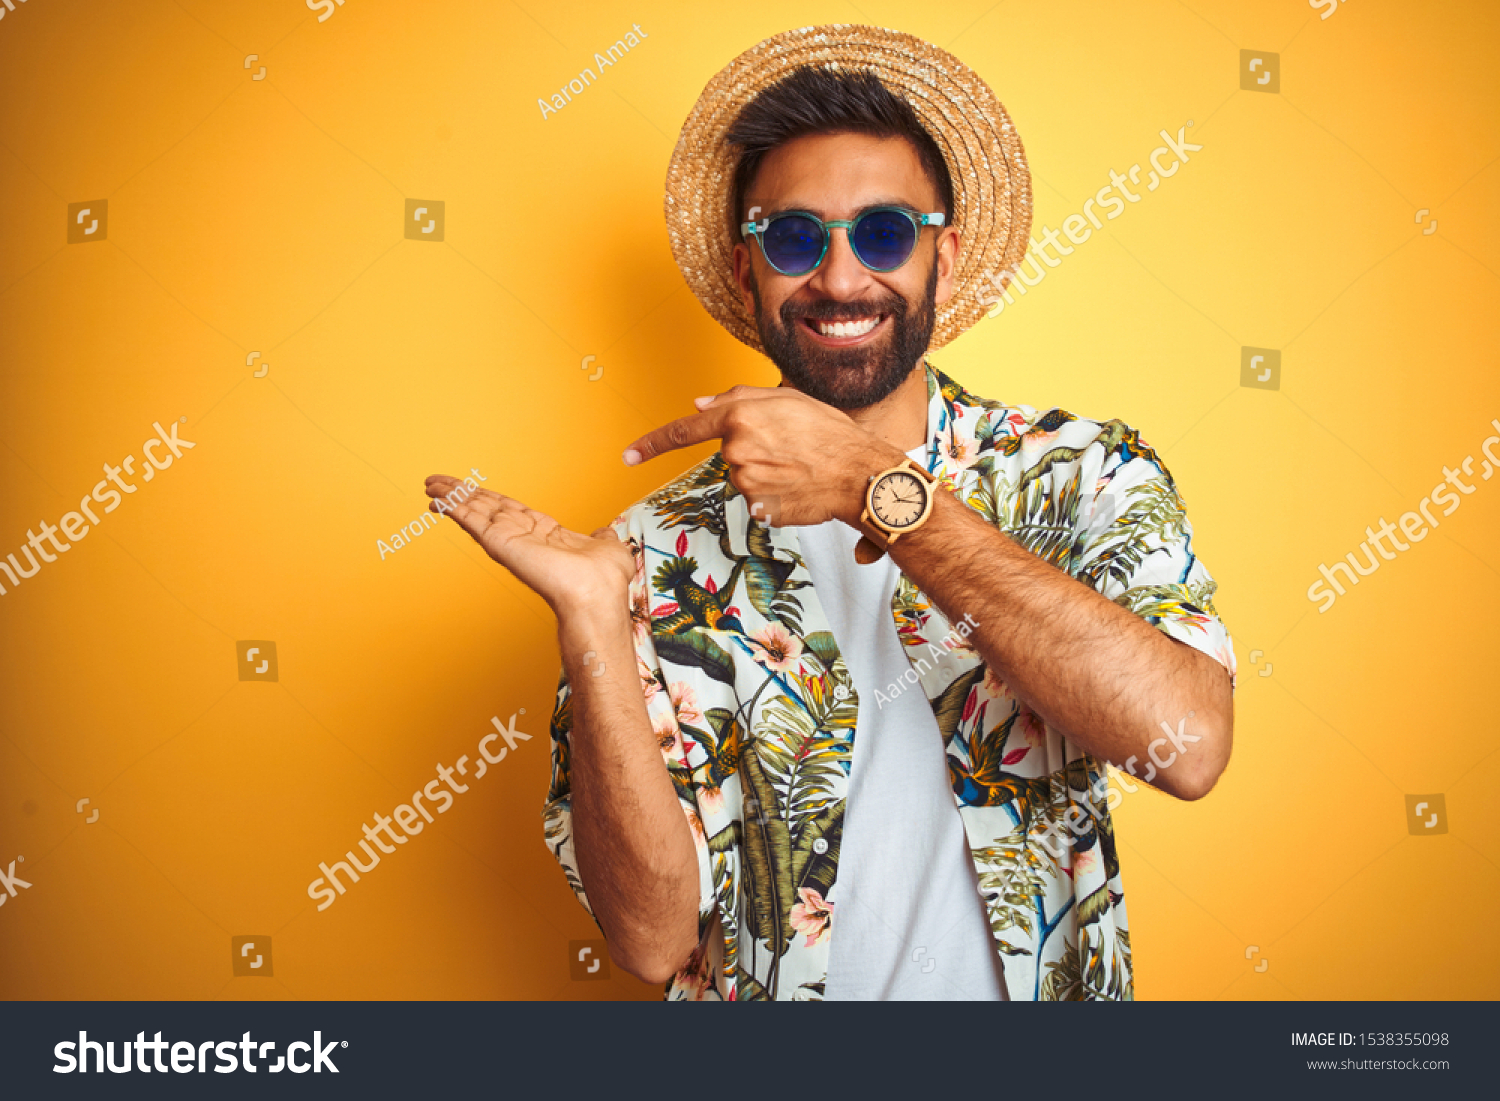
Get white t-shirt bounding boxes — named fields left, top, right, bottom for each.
left=794, top=445, right=1009, bottom=1001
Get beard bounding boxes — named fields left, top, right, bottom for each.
left=748, top=252, right=938, bottom=411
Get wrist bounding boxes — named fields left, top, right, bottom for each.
left=554, top=588, right=633, bottom=641
left=837, top=439, right=907, bottom=528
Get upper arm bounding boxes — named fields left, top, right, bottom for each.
left=1074, top=428, right=1237, bottom=692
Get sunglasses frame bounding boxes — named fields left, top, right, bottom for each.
left=740, top=205, right=947, bottom=276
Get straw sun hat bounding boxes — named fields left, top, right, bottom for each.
left=664, top=23, right=1033, bottom=356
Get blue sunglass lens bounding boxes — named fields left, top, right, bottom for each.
left=762, top=214, right=825, bottom=274
left=851, top=210, right=918, bottom=270
left=758, top=210, right=921, bottom=273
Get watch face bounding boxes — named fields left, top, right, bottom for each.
left=870, top=470, right=929, bottom=529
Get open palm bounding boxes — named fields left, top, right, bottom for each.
left=424, top=475, right=633, bottom=612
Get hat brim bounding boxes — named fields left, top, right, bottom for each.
left=664, top=24, right=1033, bottom=356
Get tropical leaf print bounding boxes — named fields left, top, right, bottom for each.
left=736, top=744, right=795, bottom=963
left=738, top=517, right=811, bottom=635
left=801, top=630, right=840, bottom=669
left=1113, top=931, right=1134, bottom=1001
left=891, top=575, right=934, bottom=648
left=964, top=465, right=1016, bottom=524
left=932, top=665, right=986, bottom=748
left=1040, top=934, right=1086, bottom=1001
left=1077, top=882, right=1112, bottom=928
left=753, top=695, right=845, bottom=835
left=646, top=454, right=734, bottom=536
left=1079, top=477, right=1188, bottom=593
left=734, top=965, right=770, bottom=1001
left=781, top=728, right=847, bottom=836
left=1006, top=457, right=1090, bottom=571
left=542, top=813, right=584, bottom=897
left=653, top=629, right=736, bottom=684
left=973, top=826, right=1059, bottom=948
left=1041, top=925, right=1129, bottom=1001
left=1112, top=583, right=1215, bottom=629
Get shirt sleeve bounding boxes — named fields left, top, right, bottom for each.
left=540, top=512, right=722, bottom=946
left=1072, top=422, right=1237, bottom=690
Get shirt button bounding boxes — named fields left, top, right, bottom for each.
left=812, top=838, right=829, bottom=854
left=833, top=685, right=849, bottom=700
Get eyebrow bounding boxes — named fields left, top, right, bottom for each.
left=761, top=197, right=924, bottom=219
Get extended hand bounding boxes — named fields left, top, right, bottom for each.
left=620, top=385, right=904, bottom=527
left=424, top=476, right=633, bottom=613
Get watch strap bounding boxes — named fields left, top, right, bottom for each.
left=853, top=532, right=887, bottom=564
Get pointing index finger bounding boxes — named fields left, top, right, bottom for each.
left=622, top=386, right=779, bottom=465
left=623, top=405, right=729, bottom=466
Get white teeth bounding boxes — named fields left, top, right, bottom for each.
left=816, top=316, right=880, bottom=337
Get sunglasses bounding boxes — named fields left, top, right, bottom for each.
left=741, top=206, right=946, bottom=276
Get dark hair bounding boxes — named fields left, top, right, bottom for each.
left=725, top=65, right=954, bottom=242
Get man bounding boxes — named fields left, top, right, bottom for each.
left=426, top=25, right=1236, bottom=1001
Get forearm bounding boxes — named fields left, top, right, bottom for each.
left=887, top=490, right=1232, bottom=797
left=557, top=599, right=701, bottom=982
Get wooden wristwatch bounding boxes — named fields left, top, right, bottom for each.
left=853, top=456, right=938, bottom=564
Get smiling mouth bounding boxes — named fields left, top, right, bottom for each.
left=799, top=313, right=889, bottom=345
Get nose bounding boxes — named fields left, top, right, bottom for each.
left=804, top=224, right=876, bottom=302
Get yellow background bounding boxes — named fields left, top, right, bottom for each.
left=1, top=0, right=1496, bottom=1001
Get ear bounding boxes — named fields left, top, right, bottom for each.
left=933, top=225, right=961, bottom=307
left=732, top=241, right=757, bottom=315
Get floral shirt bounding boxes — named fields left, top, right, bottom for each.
left=543, top=360, right=1236, bottom=1001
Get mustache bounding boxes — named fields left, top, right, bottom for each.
left=782, top=293, right=906, bottom=325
